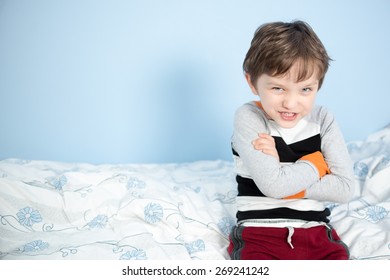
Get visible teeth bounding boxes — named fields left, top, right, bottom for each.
left=282, top=112, right=294, bottom=116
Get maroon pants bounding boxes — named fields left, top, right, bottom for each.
left=228, top=225, right=349, bottom=260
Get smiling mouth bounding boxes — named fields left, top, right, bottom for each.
left=279, top=112, right=297, bottom=121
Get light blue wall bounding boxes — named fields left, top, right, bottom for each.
left=1, top=0, right=389, bottom=164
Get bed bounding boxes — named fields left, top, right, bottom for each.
left=0, top=125, right=389, bottom=260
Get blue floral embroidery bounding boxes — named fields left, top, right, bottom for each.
left=60, top=248, right=78, bottom=257
left=185, top=239, right=205, bottom=254
left=120, top=249, right=147, bottom=260
left=361, top=205, right=389, bottom=223
left=23, top=240, right=49, bottom=252
left=16, top=207, right=42, bottom=227
left=354, top=161, right=369, bottom=178
left=48, top=175, right=67, bottom=190
left=126, top=177, right=146, bottom=189
left=212, top=191, right=237, bottom=204
left=217, top=217, right=235, bottom=236
left=88, top=215, right=108, bottom=229
left=144, top=203, right=163, bottom=224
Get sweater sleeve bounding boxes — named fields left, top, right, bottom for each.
left=232, top=103, right=320, bottom=199
left=304, top=108, right=354, bottom=203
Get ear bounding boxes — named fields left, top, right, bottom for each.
left=245, top=73, right=258, bottom=95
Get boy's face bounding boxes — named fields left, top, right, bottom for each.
left=246, top=64, right=320, bottom=129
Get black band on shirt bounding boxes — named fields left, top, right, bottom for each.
left=237, top=208, right=330, bottom=223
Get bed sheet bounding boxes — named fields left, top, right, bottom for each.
left=0, top=160, right=237, bottom=259
left=0, top=125, right=389, bottom=260
left=329, top=124, right=390, bottom=259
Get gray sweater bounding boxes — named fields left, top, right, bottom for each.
left=232, top=101, right=354, bottom=210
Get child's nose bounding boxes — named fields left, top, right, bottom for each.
left=282, top=94, right=297, bottom=109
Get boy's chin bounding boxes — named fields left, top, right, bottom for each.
left=275, top=119, right=301, bottom=129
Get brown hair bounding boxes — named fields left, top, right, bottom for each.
left=243, top=20, right=331, bottom=89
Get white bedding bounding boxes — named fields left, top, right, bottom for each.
left=0, top=125, right=389, bottom=260
left=330, top=124, right=390, bottom=259
left=0, top=160, right=237, bottom=259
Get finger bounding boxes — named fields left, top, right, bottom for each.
left=252, top=139, right=269, bottom=149
left=259, top=133, right=275, bottom=142
left=261, top=148, right=279, bottom=160
left=258, top=133, right=270, bottom=138
left=254, top=142, right=273, bottom=151
left=253, top=138, right=273, bottom=147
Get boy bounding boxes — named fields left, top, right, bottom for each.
left=228, top=21, right=354, bottom=260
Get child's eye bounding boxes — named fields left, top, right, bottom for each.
left=272, top=87, right=284, bottom=93
left=302, top=88, right=312, bottom=94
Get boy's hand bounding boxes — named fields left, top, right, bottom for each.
left=252, top=133, right=279, bottom=161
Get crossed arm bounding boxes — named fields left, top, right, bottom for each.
left=252, top=133, right=280, bottom=161
left=233, top=104, right=354, bottom=203
left=251, top=133, right=330, bottom=199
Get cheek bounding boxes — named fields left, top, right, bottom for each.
left=261, top=98, right=282, bottom=118
left=259, top=92, right=279, bottom=104
left=301, top=97, right=316, bottom=112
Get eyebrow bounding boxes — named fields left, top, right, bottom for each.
left=302, top=81, right=319, bottom=87
left=265, top=75, right=319, bottom=86
left=265, top=79, right=286, bottom=86
left=265, top=80, right=319, bottom=89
